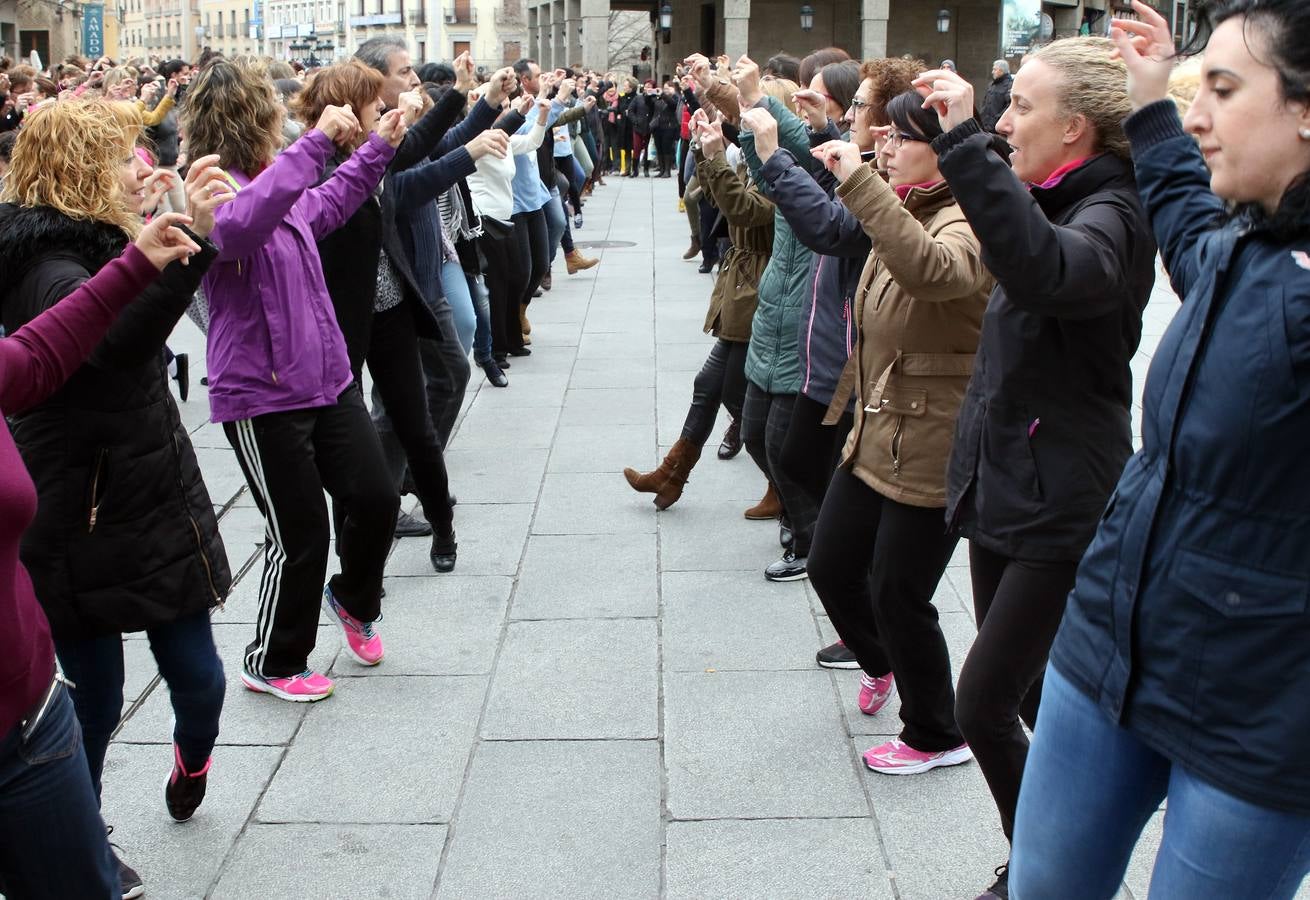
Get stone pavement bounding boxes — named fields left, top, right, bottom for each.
left=98, top=174, right=1307, bottom=900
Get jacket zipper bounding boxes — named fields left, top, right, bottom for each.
left=173, top=433, right=222, bottom=605
left=87, top=448, right=108, bottom=532
left=890, top=415, right=904, bottom=477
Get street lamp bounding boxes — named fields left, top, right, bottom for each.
left=659, top=2, right=672, bottom=31
left=799, top=3, right=813, bottom=31
left=936, top=7, right=951, bottom=33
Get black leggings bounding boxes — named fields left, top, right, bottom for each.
left=511, top=206, right=549, bottom=308
left=955, top=542, right=1078, bottom=840
left=679, top=338, right=748, bottom=447
left=778, top=392, right=852, bottom=515
left=480, top=219, right=523, bottom=354
left=808, top=467, right=961, bottom=751
left=742, top=385, right=817, bottom=554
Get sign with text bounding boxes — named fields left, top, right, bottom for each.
left=82, top=3, right=105, bottom=58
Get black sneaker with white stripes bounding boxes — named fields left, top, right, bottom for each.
left=816, top=640, right=861, bottom=670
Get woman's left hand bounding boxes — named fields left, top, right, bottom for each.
left=740, top=107, right=779, bottom=162
left=375, top=108, right=408, bottom=148
left=141, top=168, right=175, bottom=216
left=912, top=68, right=975, bottom=133
left=811, top=139, right=863, bottom=183
left=183, top=154, right=235, bottom=239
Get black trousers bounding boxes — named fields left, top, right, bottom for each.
left=677, top=137, right=690, bottom=197
left=480, top=219, right=523, bottom=355
left=362, top=303, right=452, bottom=529
left=374, top=300, right=468, bottom=450
left=741, top=384, right=817, bottom=554
left=808, top=467, right=962, bottom=751
left=680, top=338, right=748, bottom=447
left=699, top=198, right=721, bottom=265
left=778, top=392, right=852, bottom=517
left=653, top=127, right=678, bottom=174
left=512, top=207, right=549, bottom=308
left=956, top=543, right=1078, bottom=840
left=224, top=384, right=398, bottom=678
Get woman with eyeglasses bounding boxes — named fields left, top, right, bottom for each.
left=912, top=37, right=1157, bottom=899
left=800, top=87, right=990, bottom=787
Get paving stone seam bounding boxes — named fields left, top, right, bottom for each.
left=424, top=188, right=612, bottom=900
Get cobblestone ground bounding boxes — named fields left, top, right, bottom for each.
left=94, top=175, right=1308, bottom=900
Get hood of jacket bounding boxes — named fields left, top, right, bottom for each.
left=0, top=203, right=127, bottom=293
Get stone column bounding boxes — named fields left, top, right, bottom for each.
left=722, top=0, right=748, bottom=58
left=580, top=11, right=607, bottom=71
left=861, top=0, right=889, bottom=59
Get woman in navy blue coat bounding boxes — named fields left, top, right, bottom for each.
left=1009, top=2, right=1310, bottom=897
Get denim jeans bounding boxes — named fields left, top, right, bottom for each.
left=56, top=611, right=225, bottom=799
left=1011, top=666, right=1310, bottom=899
left=544, top=188, right=567, bottom=264
left=439, top=258, right=476, bottom=355
left=467, top=272, right=493, bottom=366
left=0, top=686, right=117, bottom=899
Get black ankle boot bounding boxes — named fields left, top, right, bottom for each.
left=430, top=528, right=457, bottom=573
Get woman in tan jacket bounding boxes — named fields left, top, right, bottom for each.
left=807, top=90, right=991, bottom=776
left=623, top=110, right=773, bottom=509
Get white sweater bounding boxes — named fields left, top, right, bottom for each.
left=466, top=119, right=548, bottom=224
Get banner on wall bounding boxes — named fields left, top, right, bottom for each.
left=1001, top=0, right=1041, bottom=58
left=82, top=3, right=105, bottom=59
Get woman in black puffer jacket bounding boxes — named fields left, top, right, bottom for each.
left=0, top=100, right=231, bottom=840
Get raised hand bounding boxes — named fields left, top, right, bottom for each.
left=557, top=78, right=577, bottom=102
left=139, top=80, right=159, bottom=105
left=466, top=128, right=510, bottom=160
left=792, top=88, right=829, bottom=130
left=811, top=139, right=863, bottom=183
left=740, top=107, right=779, bottom=161
left=1109, top=0, right=1176, bottom=111
left=732, top=55, right=762, bottom=107
left=133, top=211, right=200, bottom=270
left=486, top=66, right=517, bottom=106
left=683, top=53, right=713, bottom=91
left=697, top=117, right=726, bottom=157
left=535, top=96, right=553, bottom=123
left=314, top=103, right=360, bottom=145
left=183, top=154, right=236, bottom=238
left=454, top=51, right=476, bottom=93
left=166, top=77, right=179, bottom=99
left=911, top=68, right=975, bottom=133
left=398, top=89, right=426, bottom=126
left=375, top=108, right=408, bottom=147
left=141, top=168, right=176, bottom=216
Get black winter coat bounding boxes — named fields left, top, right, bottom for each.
left=980, top=73, right=1012, bottom=133
left=0, top=205, right=231, bottom=637
left=1053, top=101, right=1310, bottom=815
left=933, top=121, right=1157, bottom=561
left=627, top=93, right=654, bottom=136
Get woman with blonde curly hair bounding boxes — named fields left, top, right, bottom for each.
left=913, top=37, right=1158, bottom=898
left=182, top=57, right=410, bottom=703
left=0, top=97, right=236, bottom=898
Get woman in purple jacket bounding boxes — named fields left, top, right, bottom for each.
left=183, top=59, right=408, bottom=703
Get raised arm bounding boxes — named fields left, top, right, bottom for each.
left=391, top=85, right=467, bottom=172
left=297, top=132, right=397, bottom=240
left=837, top=162, right=989, bottom=302
left=934, top=122, right=1140, bottom=319
left=739, top=95, right=811, bottom=187
left=208, top=128, right=336, bottom=261
left=1123, top=100, right=1224, bottom=301
left=761, top=150, right=870, bottom=259
left=390, top=146, right=477, bottom=213
left=0, top=246, right=159, bottom=413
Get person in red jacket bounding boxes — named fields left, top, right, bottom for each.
left=0, top=214, right=199, bottom=900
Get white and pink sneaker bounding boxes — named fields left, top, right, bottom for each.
left=858, top=672, right=896, bottom=716
left=241, top=668, right=334, bottom=702
left=322, top=587, right=384, bottom=666
left=863, top=739, right=973, bottom=775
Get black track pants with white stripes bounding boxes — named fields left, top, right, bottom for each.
left=224, top=384, right=399, bottom=679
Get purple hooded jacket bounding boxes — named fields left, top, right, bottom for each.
left=203, top=128, right=396, bottom=423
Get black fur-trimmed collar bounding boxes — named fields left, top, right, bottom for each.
left=0, top=203, right=128, bottom=291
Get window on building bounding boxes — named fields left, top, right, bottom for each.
left=453, top=0, right=469, bottom=22
left=453, top=39, right=469, bottom=57
left=502, top=40, right=520, bottom=66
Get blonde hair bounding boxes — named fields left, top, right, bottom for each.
left=0, top=99, right=143, bottom=236
left=761, top=76, right=799, bottom=112
left=183, top=57, right=285, bottom=176
left=1029, top=37, right=1132, bottom=159
left=1168, top=56, right=1203, bottom=119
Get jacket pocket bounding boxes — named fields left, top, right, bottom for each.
left=866, top=386, right=927, bottom=478
left=1173, top=547, right=1309, bottom=619
left=85, top=447, right=110, bottom=533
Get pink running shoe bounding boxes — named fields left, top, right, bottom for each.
left=240, top=668, right=334, bottom=702
left=863, top=739, right=973, bottom=775
left=858, top=672, right=896, bottom=716
left=322, top=587, right=384, bottom=666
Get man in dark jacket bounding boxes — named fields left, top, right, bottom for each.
left=980, top=61, right=1013, bottom=133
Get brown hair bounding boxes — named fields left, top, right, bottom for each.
left=799, top=47, right=850, bottom=90
left=183, top=57, right=284, bottom=176
left=293, top=59, right=383, bottom=131
left=859, top=57, right=926, bottom=126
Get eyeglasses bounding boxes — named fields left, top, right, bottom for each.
left=884, top=131, right=929, bottom=151
left=848, top=97, right=871, bottom=111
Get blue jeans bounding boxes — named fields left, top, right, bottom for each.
left=544, top=188, right=567, bottom=264
left=0, top=686, right=116, bottom=899
left=439, top=258, right=475, bottom=355
left=1011, top=666, right=1310, bottom=899
left=56, top=612, right=225, bottom=800
left=468, top=272, right=493, bottom=365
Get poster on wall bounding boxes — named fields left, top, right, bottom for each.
left=82, top=3, right=105, bottom=59
left=1001, top=0, right=1041, bottom=58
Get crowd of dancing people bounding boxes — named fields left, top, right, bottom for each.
left=2, top=0, right=1309, bottom=897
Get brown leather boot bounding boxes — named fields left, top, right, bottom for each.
left=565, top=249, right=599, bottom=274
left=744, top=483, right=781, bottom=520
left=519, top=302, right=531, bottom=336
left=683, top=238, right=701, bottom=260
left=624, top=438, right=701, bottom=509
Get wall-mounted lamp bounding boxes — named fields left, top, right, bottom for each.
left=659, top=2, right=672, bottom=30
left=936, top=7, right=951, bottom=33
left=799, top=3, right=813, bottom=31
